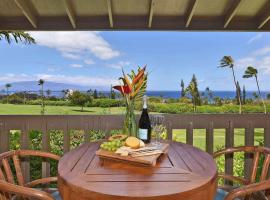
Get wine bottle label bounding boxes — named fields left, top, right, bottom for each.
left=138, top=128, right=148, bottom=140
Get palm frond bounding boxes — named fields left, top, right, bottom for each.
left=0, top=31, right=35, bottom=44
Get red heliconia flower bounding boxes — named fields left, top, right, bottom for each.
left=113, top=85, right=132, bottom=95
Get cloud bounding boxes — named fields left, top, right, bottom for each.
left=247, top=33, right=263, bottom=44
left=0, top=73, right=118, bottom=87
left=70, top=64, right=83, bottom=68
left=29, top=31, right=120, bottom=60
left=107, top=61, right=130, bottom=69
left=84, top=59, right=95, bottom=65
left=62, top=52, right=81, bottom=60
left=235, top=47, right=270, bottom=74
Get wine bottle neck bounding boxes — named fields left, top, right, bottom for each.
left=143, top=95, right=147, bottom=109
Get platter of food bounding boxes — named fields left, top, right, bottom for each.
left=95, top=135, right=169, bottom=166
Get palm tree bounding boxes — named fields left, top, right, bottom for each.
left=5, top=83, right=11, bottom=104
left=243, top=66, right=266, bottom=114
left=186, top=81, right=197, bottom=112
left=46, top=89, right=51, bottom=97
left=0, top=31, right=35, bottom=44
left=219, top=56, right=242, bottom=114
left=38, top=79, right=45, bottom=115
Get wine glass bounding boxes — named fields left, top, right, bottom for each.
left=151, top=115, right=165, bottom=148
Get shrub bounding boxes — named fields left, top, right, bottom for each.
left=69, top=91, right=92, bottom=111
left=89, top=98, right=124, bottom=107
left=3, top=94, right=24, bottom=104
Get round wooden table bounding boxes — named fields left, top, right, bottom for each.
left=58, top=141, right=217, bottom=200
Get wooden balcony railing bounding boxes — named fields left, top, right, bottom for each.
left=0, top=114, right=270, bottom=183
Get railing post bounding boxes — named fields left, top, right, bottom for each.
left=63, top=122, right=70, bottom=153
left=84, top=122, right=90, bottom=143
left=225, top=120, right=234, bottom=185
left=206, top=121, right=214, bottom=155
left=0, top=121, right=8, bottom=153
left=21, top=122, right=30, bottom=183
left=166, top=120, right=173, bottom=140
left=186, top=122, right=193, bottom=145
left=244, top=122, right=254, bottom=180
left=264, top=122, right=270, bottom=148
left=42, top=120, right=50, bottom=179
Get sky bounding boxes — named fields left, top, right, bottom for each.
left=0, top=31, right=270, bottom=91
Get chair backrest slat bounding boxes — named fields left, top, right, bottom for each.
left=260, top=154, right=270, bottom=181
left=0, top=168, right=6, bottom=181
left=12, top=155, right=24, bottom=186
left=250, top=151, right=260, bottom=183
left=2, top=159, right=14, bottom=184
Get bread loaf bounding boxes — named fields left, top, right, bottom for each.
left=125, top=137, right=140, bottom=149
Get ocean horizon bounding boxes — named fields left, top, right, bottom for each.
left=146, top=91, right=270, bottom=99
left=2, top=90, right=269, bottom=100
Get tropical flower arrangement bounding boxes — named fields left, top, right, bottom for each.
left=113, top=66, right=147, bottom=137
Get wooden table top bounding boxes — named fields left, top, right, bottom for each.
left=58, top=141, right=217, bottom=200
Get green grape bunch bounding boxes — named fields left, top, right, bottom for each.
left=100, top=139, right=124, bottom=152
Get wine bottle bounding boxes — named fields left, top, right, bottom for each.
left=138, top=95, right=151, bottom=143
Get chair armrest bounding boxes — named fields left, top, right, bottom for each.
left=225, top=180, right=270, bottom=200
left=25, top=177, right=58, bottom=188
left=18, top=150, right=60, bottom=161
left=0, top=180, right=54, bottom=200
left=213, top=146, right=256, bottom=158
left=218, top=173, right=249, bottom=185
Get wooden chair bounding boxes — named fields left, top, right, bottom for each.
left=214, top=146, right=270, bottom=200
left=0, top=150, right=61, bottom=200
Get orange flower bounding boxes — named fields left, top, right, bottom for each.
left=113, top=85, right=131, bottom=94
left=132, top=66, right=146, bottom=85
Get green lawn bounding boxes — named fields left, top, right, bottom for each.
left=1, top=103, right=265, bottom=153
left=0, top=103, right=126, bottom=115
left=173, top=128, right=264, bottom=151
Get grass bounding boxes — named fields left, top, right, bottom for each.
left=0, top=103, right=126, bottom=115
left=1, top=103, right=265, bottom=152
left=173, top=128, right=264, bottom=151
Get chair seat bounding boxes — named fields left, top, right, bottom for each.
left=215, top=188, right=267, bottom=200
left=215, top=189, right=229, bottom=200
left=52, top=191, right=62, bottom=200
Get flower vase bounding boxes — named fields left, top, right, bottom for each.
left=123, top=100, right=137, bottom=137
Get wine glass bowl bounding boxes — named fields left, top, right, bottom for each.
left=150, top=115, right=165, bottom=148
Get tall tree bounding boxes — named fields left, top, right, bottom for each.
left=5, top=83, right=11, bottom=104
left=236, top=81, right=242, bottom=105
left=38, top=79, right=45, bottom=115
left=180, top=79, right=185, bottom=98
left=93, top=89, right=98, bottom=99
left=0, top=31, right=35, bottom=44
left=186, top=74, right=201, bottom=111
left=219, top=56, right=242, bottom=114
left=46, top=89, right=51, bottom=97
left=242, top=85, right=246, bottom=105
left=191, top=74, right=201, bottom=106
left=186, top=81, right=197, bottom=111
left=243, top=66, right=266, bottom=114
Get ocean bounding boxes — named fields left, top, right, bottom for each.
left=2, top=90, right=269, bottom=99
left=146, top=91, right=270, bottom=99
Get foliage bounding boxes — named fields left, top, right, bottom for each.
left=0, top=31, right=35, bottom=44
left=69, top=91, right=92, bottom=111
left=185, top=74, right=201, bottom=111
left=89, top=98, right=125, bottom=107
left=243, top=66, right=266, bottom=114
left=219, top=56, right=242, bottom=114
left=38, top=79, right=45, bottom=115
left=6, top=94, right=24, bottom=104
left=180, top=79, right=185, bottom=97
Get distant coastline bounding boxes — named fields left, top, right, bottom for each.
left=146, top=91, right=269, bottom=99
left=1, top=90, right=269, bottom=99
